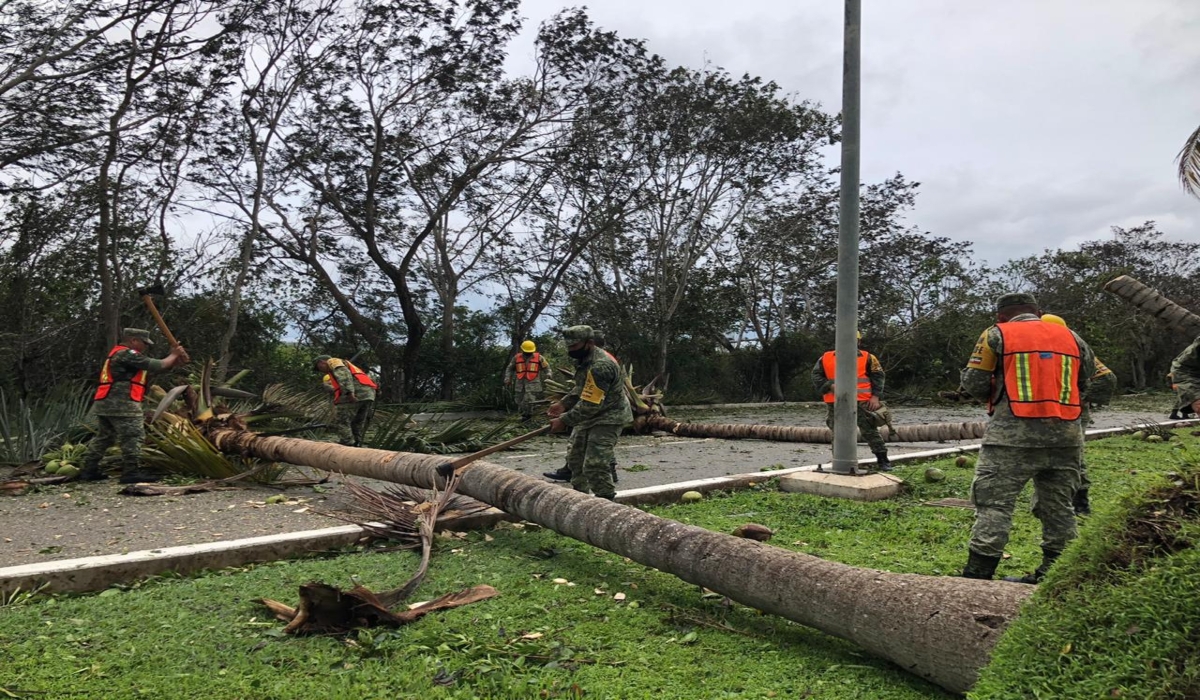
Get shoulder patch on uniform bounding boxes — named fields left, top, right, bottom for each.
left=579, top=370, right=606, bottom=404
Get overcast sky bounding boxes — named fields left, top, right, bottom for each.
left=508, top=0, right=1200, bottom=265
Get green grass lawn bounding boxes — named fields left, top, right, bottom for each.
left=2, top=428, right=1197, bottom=700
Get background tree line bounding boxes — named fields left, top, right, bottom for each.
left=0, top=0, right=1196, bottom=406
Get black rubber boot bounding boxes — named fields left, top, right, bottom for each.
left=1073, top=489, right=1091, bottom=516
left=77, top=465, right=109, bottom=482
left=542, top=466, right=572, bottom=481
left=873, top=452, right=892, bottom=472
left=119, top=469, right=163, bottom=484
left=1003, top=549, right=1061, bottom=585
left=610, top=461, right=619, bottom=484
left=961, top=550, right=1001, bottom=580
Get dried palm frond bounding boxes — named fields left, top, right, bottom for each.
left=321, top=479, right=493, bottom=544
left=1178, top=123, right=1200, bottom=198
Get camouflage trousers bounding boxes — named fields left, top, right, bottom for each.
left=566, top=422, right=622, bottom=500
left=333, top=400, right=374, bottom=446
left=824, top=403, right=887, bottom=454
left=514, top=383, right=544, bottom=420
left=83, top=415, right=145, bottom=472
left=969, top=444, right=1081, bottom=558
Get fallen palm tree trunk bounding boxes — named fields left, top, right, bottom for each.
left=209, top=428, right=1029, bottom=694
left=1103, top=275, right=1200, bottom=337
left=639, top=414, right=986, bottom=443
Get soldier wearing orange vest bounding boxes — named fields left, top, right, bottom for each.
left=505, top=340, right=550, bottom=422
left=959, top=293, right=1095, bottom=585
left=314, top=355, right=378, bottom=446
left=79, top=328, right=190, bottom=483
left=811, top=331, right=891, bottom=471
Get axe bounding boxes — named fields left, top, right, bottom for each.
left=435, top=425, right=551, bottom=479
left=136, top=282, right=179, bottom=348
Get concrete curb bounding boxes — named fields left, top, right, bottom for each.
left=4, top=418, right=1195, bottom=596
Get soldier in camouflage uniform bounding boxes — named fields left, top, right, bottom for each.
left=546, top=325, right=632, bottom=501
left=1040, top=314, right=1117, bottom=515
left=811, top=332, right=892, bottom=471
left=314, top=355, right=378, bottom=447
left=1170, top=336, right=1200, bottom=419
left=80, top=328, right=190, bottom=483
left=505, top=340, right=549, bottom=422
left=959, top=294, right=1095, bottom=584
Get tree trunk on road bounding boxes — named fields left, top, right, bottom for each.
left=208, top=429, right=1030, bottom=694
left=640, top=415, right=986, bottom=443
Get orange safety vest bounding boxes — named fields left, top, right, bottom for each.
left=93, top=345, right=148, bottom=402
left=994, top=321, right=1082, bottom=420
left=514, top=352, right=543, bottom=381
left=820, top=350, right=872, bottom=403
left=327, top=360, right=378, bottom=402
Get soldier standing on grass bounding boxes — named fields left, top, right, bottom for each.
left=1169, top=335, right=1200, bottom=419
left=959, top=293, right=1095, bottom=584
left=314, top=355, right=378, bottom=447
left=1040, top=314, right=1117, bottom=516
left=79, top=328, right=190, bottom=484
left=505, top=340, right=549, bottom=423
left=811, top=331, right=892, bottom=471
left=546, top=326, right=632, bottom=501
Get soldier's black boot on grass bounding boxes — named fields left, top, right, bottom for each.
left=961, top=550, right=1001, bottom=580
left=1073, top=488, right=1091, bottom=516
left=542, top=466, right=571, bottom=481
left=1003, top=548, right=1060, bottom=585
left=872, top=451, right=892, bottom=472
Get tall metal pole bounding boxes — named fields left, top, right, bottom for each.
left=830, top=0, right=862, bottom=475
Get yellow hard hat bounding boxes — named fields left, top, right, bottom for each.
left=520, top=340, right=536, bottom=353
left=1041, top=314, right=1067, bottom=328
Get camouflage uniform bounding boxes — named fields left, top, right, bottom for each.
left=81, top=332, right=167, bottom=478
left=321, top=357, right=376, bottom=446
left=558, top=326, right=632, bottom=500
left=1170, top=335, right=1200, bottom=411
left=811, top=350, right=888, bottom=455
left=960, top=298, right=1094, bottom=581
left=1074, top=357, right=1117, bottom=513
left=505, top=351, right=549, bottom=421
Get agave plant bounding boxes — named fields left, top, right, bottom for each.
left=0, top=385, right=94, bottom=466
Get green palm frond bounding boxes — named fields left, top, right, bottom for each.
left=143, top=420, right=286, bottom=482
left=1177, top=123, right=1200, bottom=198
left=365, top=410, right=515, bottom=454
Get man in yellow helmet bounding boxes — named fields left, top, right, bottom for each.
left=505, top=340, right=550, bottom=422
left=1040, top=313, right=1117, bottom=516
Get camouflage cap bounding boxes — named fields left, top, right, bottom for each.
left=312, top=354, right=332, bottom=372
left=122, top=327, right=154, bottom=346
left=995, top=292, right=1038, bottom=312
left=561, top=325, right=594, bottom=344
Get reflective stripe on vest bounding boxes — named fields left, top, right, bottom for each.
left=820, top=350, right=872, bottom=403
left=514, top=352, right=542, bottom=381
left=995, top=321, right=1082, bottom=420
left=326, top=359, right=377, bottom=402
left=93, top=345, right=148, bottom=402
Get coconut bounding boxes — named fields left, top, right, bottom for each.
left=1146, top=434, right=1164, bottom=443
left=43, top=459, right=61, bottom=474
left=923, top=467, right=946, bottom=483
left=680, top=491, right=703, bottom=503
left=1131, top=430, right=1146, bottom=440
left=57, top=464, right=80, bottom=478
left=954, top=455, right=976, bottom=468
